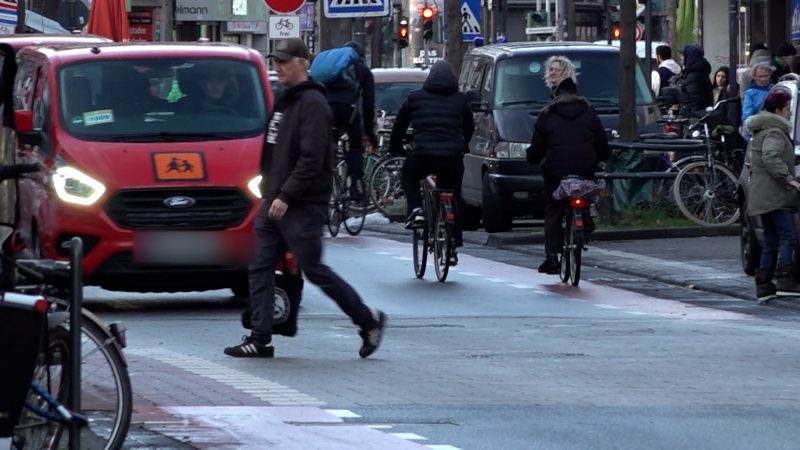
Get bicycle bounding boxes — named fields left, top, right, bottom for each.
left=328, top=130, right=368, bottom=237
left=412, top=176, right=456, bottom=282
left=553, top=176, right=600, bottom=287
left=671, top=98, right=743, bottom=226
left=0, top=164, right=131, bottom=450
left=368, top=110, right=408, bottom=218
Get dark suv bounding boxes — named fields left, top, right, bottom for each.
left=458, top=42, right=661, bottom=232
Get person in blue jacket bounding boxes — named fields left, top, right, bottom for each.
left=742, top=62, right=775, bottom=139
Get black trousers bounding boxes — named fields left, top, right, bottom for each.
left=402, top=152, right=465, bottom=247
left=248, top=201, right=376, bottom=344
left=544, top=196, right=568, bottom=256
left=330, top=103, right=364, bottom=181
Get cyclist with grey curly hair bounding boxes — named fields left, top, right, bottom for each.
left=543, top=55, right=578, bottom=98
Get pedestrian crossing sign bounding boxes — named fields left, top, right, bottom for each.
left=442, top=0, right=482, bottom=42
left=324, top=0, right=391, bottom=18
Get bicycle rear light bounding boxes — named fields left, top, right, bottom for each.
left=570, top=198, right=585, bottom=209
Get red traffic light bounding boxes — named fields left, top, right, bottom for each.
left=612, top=27, right=621, bottom=39
left=399, top=27, right=408, bottom=38
left=421, top=7, right=434, bottom=19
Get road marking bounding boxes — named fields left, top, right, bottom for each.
left=392, top=432, right=427, bottom=440
left=365, top=424, right=394, bottom=429
left=128, top=349, right=325, bottom=406
left=483, top=277, right=506, bottom=283
left=510, top=283, right=534, bottom=289
left=325, top=409, right=361, bottom=418
left=393, top=256, right=413, bottom=261
left=589, top=247, right=741, bottom=279
left=427, top=445, right=463, bottom=450
left=596, top=304, right=620, bottom=309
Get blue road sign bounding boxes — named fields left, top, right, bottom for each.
left=442, top=0, right=482, bottom=42
left=324, top=0, right=390, bottom=18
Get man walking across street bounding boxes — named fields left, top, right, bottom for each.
left=224, top=38, right=386, bottom=358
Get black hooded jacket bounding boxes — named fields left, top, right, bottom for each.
left=675, top=45, right=714, bottom=113
left=260, top=78, right=334, bottom=206
left=526, top=93, right=609, bottom=188
left=390, top=61, right=475, bottom=157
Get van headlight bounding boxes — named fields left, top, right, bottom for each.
left=52, top=166, right=106, bottom=206
left=495, top=141, right=529, bottom=159
left=248, top=175, right=262, bottom=199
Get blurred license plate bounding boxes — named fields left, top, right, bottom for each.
left=134, top=231, right=225, bottom=265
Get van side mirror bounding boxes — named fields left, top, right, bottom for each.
left=466, top=89, right=488, bottom=112
left=14, top=110, right=43, bottom=146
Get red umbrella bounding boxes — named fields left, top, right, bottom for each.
left=87, top=0, right=130, bottom=42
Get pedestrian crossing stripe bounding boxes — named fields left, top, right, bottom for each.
left=461, top=3, right=480, bottom=34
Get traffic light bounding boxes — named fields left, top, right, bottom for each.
left=421, top=6, right=434, bottom=41
left=398, top=17, right=409, bottom=49
left=611, top=20, right=621, bottom=39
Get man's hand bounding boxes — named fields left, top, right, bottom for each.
left=268, top=198, right=289, bottom=220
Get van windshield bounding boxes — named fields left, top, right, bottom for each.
left=58, top=58, right=266, bottom=141
left=493, top=52, right=654, bottom=108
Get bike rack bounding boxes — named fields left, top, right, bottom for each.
left=68, top=237, right=83, bottom=450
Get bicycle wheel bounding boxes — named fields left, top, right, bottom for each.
left=672, top=161, right=740, bottom=226
left=559, top=211, right=572, bottom=283
left=413, top=226, right=428, bottom=279
left=344, top=180, right=367, bottom=236
left=569, top=220, right=583, bottom=287
left=19, top=316, right=132, bottom=450
left=328, top=177, right=342, bottom=237
left=368, top=157, right=405, bottom=217
left=433, top=206, right=452, bottom=282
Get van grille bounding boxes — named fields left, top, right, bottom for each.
left=105, top=188, right=252, bottom=230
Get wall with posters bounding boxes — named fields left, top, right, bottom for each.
left=129, top=9, right=155, bottom=41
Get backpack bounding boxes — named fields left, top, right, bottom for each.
left=310, top=47, right=362, bottom=123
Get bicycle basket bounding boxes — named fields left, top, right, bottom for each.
left=552, top=178, right=600, bottom=202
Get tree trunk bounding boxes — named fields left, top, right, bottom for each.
left=619, top=0, right=637, bottom=141
left=566, top=0, right=576, bottom=40
left=666, top=0, right=678, bottom=54
left=16, top=0, right=26, bottom=34
left=446, top=0, right=464, bottom=77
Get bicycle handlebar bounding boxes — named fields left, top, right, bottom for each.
left=0, top=164, right=41, bottom=182
left=688, top=98, right=738, bottom=132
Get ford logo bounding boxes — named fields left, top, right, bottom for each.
left=163, top=196, right=196, bottom=209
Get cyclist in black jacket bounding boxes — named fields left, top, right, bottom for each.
left=390, top=60, right=474, bottom=265
left=527, top=55, right=609, bottom=275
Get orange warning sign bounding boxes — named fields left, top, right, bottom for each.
left=152, top=152, right=206, bottom=181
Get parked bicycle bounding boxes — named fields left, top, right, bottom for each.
left=412, top=175, right=456, bottom=282
left=0, top=164, right=131, bottom=450
left=328, top=130, right=368, bottom=237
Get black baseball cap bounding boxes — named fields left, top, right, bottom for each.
left=268, top=38, right=310, bottom=62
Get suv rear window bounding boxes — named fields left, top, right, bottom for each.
left=59, top=57, right=266, bottom=142
left=493, top=51, right=654, bottom=108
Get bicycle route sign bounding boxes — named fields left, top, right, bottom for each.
left=324, top=0, right=390, bottom=19
left=265, top=0, right=303, bottom=14
left=269, top=15, right=300, bottom=39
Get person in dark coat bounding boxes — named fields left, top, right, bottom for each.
left=675, top=44, right=714, bottom=116
left=526, top=55, right=610, bottom=275
left=390, top=60, right=475, bottom=264
left=327, top=41, right=377, bottom=198
left=225, top=38, right=386, bottom=359
left=771, top=42, right=798, bottom=83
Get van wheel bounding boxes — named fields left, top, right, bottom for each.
left=462, top=204, right=481, bottom=231
left=482, top=175, right=512, bottom=233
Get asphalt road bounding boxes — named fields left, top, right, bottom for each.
left=83, top=228, right=800, bottom=449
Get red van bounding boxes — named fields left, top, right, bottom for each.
left=10, top=42, right=273, bottom=294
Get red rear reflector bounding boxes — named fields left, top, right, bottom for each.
left=570, top=198, right=584, bottom=208
left=447, top=213, right=455, bottom=221
left=34, top=299, right=48, bottom=314
left=439, top=192, right=453, bottom=201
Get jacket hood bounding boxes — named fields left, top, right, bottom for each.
left=686, top=57, right=712, bottom=77
left=551, top=78, right=578, bottom=98
left=659, top=59, right=682, bottom=75
left=282, top=78, right=327, bottom=102
left=423, top=60, right=458, bottom=94
left=745, top=110, right=791, bottom=135
left=542, top=94, right=591, bottom=120
left=747, top=81, right=773, bottom=91
left=682, top=44, right=704, bottom=68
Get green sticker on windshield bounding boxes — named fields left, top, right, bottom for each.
left=83, top=110, right=115, bottom=126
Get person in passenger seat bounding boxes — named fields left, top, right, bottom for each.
left=526, top=55, right=609, bottom=275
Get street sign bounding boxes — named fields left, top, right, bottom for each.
left=0, top=0, right=17, bottom=34
left=635, top=24, right=643, bottom=40
left=266, top=0, right=304, bottom=15
left=323, top=0, right=390, bottom=19
left=442, top=0, right=482, bottom=43
left=269, top=15, right=300, bottom=38
left=299, top=3, right=314, bottom=31
left=525, top=26, right=556, bottom=35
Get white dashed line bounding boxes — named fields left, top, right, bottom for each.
left=457, top=271, right=481, bottom=276
left=325, top=409, right=361, bottom=418
left=596, top=304, right=620, bottom=310
left=392, top=256, right=413, bottom=261
left=483, top=277, right=506, bottom=283
left=374, top=251, right=393, bottom=255
left=510, top=284, right=535, bottom=289
left=391, top=432, right=427, bottom=440
left=365, top=424, right=394, bottom=429
left=427, top=445, right=463, bottom=450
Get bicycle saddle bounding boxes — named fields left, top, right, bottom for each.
left=15, top=259, right=70, bottom=287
